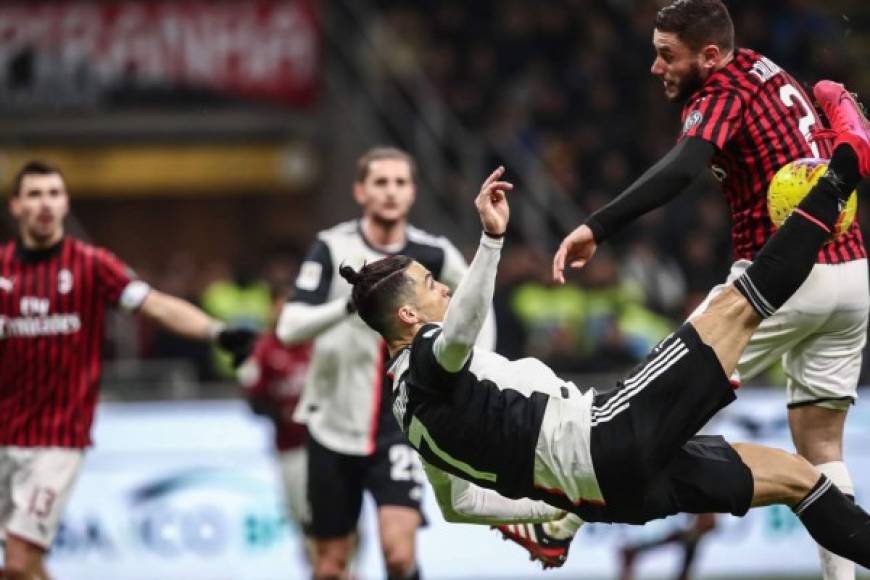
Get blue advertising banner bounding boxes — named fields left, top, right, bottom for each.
left=44, top=392, right=870, bottom=579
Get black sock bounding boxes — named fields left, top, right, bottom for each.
left=794, top=475, right=870, bottom=568
left=734, top=145, right=862, bottom=317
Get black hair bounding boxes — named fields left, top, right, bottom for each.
left=12, top=160, right=64, bottom=197
left=655, top=0, right=734, bottom=53
left=339, top=255, right=415, bottom=337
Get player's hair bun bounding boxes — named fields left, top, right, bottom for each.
left=339, top=264, right=361, bottom=285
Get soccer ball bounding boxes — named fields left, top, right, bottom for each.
left=768, top=158, right=858, bottom=237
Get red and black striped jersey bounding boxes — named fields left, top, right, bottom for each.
left=0, top=237, right=143, bottom=448
left=239, top=334, right=311, bottom=451
left=679, top=48, right=865, bottom=264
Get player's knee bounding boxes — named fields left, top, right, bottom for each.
left=784, top=452, right=820, bottom=504
left=383, top=542, right=416, bottom=578
left=313, top=540, right=352, bottom=580
left=313, top=559, right=347, bottom=580
left=3, top=565, right=40, bottom=580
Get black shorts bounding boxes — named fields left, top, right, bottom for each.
left=588, top=323, right=748, bottom=523
left=306, top=433, right=426, bottom=539
left=581, top=435, right=753, bottom=524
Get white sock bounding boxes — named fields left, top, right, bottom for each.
left=543, top=513, right=584, bottom=539
left=816, top=461, right=855, bottom=580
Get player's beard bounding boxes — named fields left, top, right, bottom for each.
left=673, top=62, right=705, bottom=103
left=369, top=211, right=404, bottom=229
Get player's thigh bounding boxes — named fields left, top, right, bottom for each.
left=591, top=324, right=735, bottom=495
left=629, top=436, right=754, bottom=525
left=364, top=440, right=424, bottom=544
left=7, top=447, right=83, bottom=550
left=784, top=305, right=868, bottom=410
left=687, top=261, right=814, bottom=381
left=306, top=434, right=364, bottom=541
left=278, top=447, right=310, bottom=531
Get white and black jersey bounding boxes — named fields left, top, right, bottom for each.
left=292, top=220, right=487, bottom=456
left=387, top=323, right=569, bottom=500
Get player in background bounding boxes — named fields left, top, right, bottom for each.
left=0, top=160, right=255, bottom=579
left=554, top=3, right=867, bottom=577
left=237, top=287, right=316, bottom=571
left=618, top=513, right=716, bottom=580
left=277, top=147, right=495, bottom=580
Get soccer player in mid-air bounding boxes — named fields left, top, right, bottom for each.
left=0, top=161, right=255, bottom=579
left=339, top=88, right=870, bottom=570
left=553, top=1, right=867, bottom=577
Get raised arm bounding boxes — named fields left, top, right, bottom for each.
left=433, top=167, right=511, bottom=372
left=552, top=137, right=714, bottom=283
left=424, top=462, right=565, bottom=525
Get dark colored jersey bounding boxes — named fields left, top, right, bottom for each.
left=291, top=219, right=477, bottom=456
left=239, top=334, right=311, bottom=451
left=679, top=48, right=865, bottom=263
left=387, top=324, right=551, bottom=500
left=0, top=237, right=145, bottom=448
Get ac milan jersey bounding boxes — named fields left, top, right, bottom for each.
left=0, top=237, right=149, bottom=448
left=679, top=48, right=865, bottom=264
left=239, top=334, right=310, bottom=451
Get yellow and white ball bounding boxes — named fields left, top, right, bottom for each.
left=768, top=157, right=858, bottom=237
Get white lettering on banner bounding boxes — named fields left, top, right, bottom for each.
left=0, top=1, right=318, bottom=105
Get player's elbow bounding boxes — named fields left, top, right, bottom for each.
left=275, top=307, right=301, bottom=345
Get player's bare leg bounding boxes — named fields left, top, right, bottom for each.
left=5, top=533, right=49, bottom=580
left=729, top=442, right=870, bottom=567
left=688, top=286, right=760, bottom=377
left=312, top=534, right=355, bottom=580
left=731, top=443, right=819, bottom=507
left=377, top=506, right=420, bottom=580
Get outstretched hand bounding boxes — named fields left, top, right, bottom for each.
left=475, top=166, right=513, bottom=236
left=216, top=327, right=258, bottom=368
left=552, top=224, right=597, bottom=285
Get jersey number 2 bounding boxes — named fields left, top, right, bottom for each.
left=779, top=84, right=821, bottom=158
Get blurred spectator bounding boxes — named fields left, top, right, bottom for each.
left=202, top=261, right=272, bottom=377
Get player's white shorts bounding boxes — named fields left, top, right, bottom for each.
left=690, top=259, right=869, bottom=410
left=0, top=447, right=84, bottom=549
left=278, top=447, right=310, bottom=529
left=533, top=384, right=602, bottom=505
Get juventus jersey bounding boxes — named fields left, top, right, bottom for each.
left=387, top=323, right=588, bottom=500
left=292, top=220, right=476, bottom=456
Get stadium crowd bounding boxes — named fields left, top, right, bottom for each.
left=114, top=0, right=870, bottom=387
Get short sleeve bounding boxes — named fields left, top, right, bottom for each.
left=94, top=247, right=147, bottom=309
left=680, top=89, right=743, bottom=150
left=408, top=323, right=470, bottom=388
left=293, top=239, right=333, bottom=305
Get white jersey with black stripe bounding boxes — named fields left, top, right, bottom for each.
left=388, top=323, right=591, bottom=500
left=291, top=220, right=489, bottom=456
